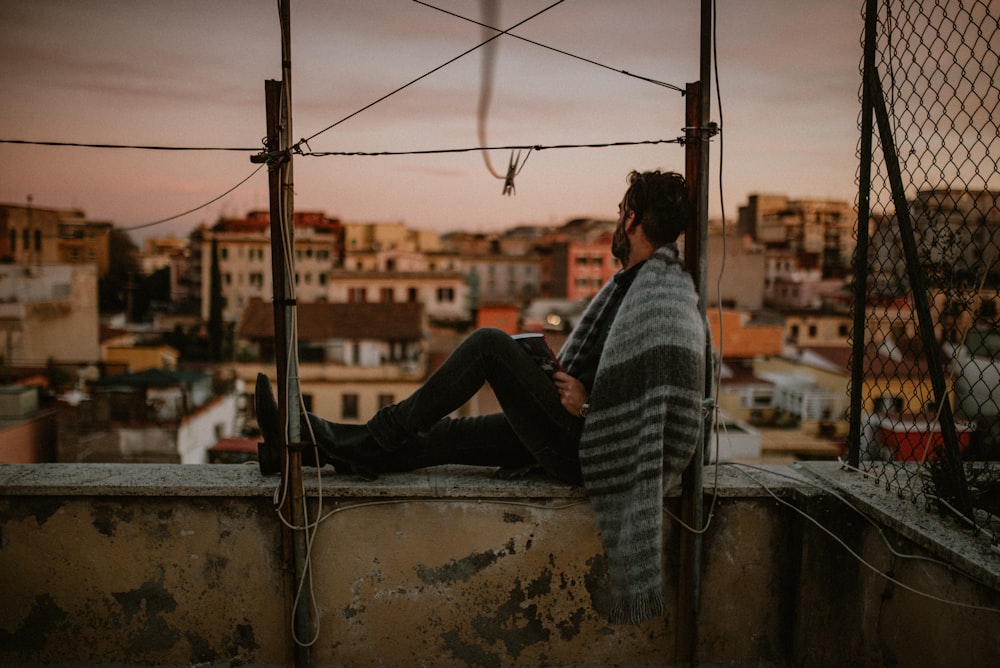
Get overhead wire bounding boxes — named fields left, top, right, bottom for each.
left=117, top=164, right=266, bottom=232
left=0, top=138, right=258, bottom=152
left=3, top=0, right=685, bottom=229
left=300, top=138, right=682, bottom=157
left=728, top=461, right=1000, bottom=614
left=412, top=0, right=685, bottom=93
left=297, top=0, right=569, bottom=148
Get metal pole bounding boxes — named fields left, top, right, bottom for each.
left=849, top=0, right=878, bottom=468
left=677, top=1, right=713, bottom=664
left=255, top=1, right=312, bottom=664
left=867, top=67, right=974, bottom=519
left=277, top=0, right=312, bottom=661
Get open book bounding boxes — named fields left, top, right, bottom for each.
left=512, top=333, right=563, bottom=378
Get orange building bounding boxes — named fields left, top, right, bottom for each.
left=707, top=309, right=785, bottom=359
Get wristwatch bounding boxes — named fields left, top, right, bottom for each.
left=579, top=402, right=590, bottom=418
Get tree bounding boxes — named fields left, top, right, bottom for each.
left=98, top=229, right=140, bottom=316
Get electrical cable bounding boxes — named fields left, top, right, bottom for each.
left=300, top=138, right=682, bottom=157
left=0, top=138, right=259, bottom=151
left=727, top=461, right=1000, bottom=614
left=664, top=0, right=726, bottom=538
left=117, top=164, right=266, bottom=232
left=412, top=0, right=684, bottom=93
left=298, top=0, right=568, bottom=147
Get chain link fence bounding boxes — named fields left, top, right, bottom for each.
left=851, top=0, right=999, bottom=542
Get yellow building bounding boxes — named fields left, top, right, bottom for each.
left=0, top=203, right=111, bottom=274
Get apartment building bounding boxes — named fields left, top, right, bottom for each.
left=0, top=202, right=112, bottom=273
left=199, top=211, right=341, bottom=323
left=871, top=188, right=1000, bottom=292
left=456, top=254, right=542, bottom=308
left=326, top=268, right=469, bottom=324
left=738, top=194, right=855, bottom=278
left=705, top=223, right=767, bottom=311
left=236, top=299, right=427, bottom=423
left=0, top=263, right=100, bottom=364
left=140, top=235, right=187, bottom=276
left=341, top=221, right=441, bottom=270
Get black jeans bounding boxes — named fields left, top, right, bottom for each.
left=367, top=327, right=584, bottom=484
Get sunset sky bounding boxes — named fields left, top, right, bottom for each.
left=0, top=0, right=863, bottom=242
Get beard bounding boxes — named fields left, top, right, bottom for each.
left=612, top=224, right=630, bottom=265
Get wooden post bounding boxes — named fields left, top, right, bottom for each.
left=258, top=1, right=313, bottom=664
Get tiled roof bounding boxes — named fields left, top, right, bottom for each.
left=98, top=368, right=208, bottom=387
left=802, top=343, right=935, bottom=378
left=237, top=299, right=424, bottom=341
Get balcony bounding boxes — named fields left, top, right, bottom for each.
left=2, top=461, right=997, bottom=666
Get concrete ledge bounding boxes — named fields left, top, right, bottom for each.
left=2, top=461, right=995, bottom=595
left=0, top=463, right=587, bottom=499
left=0, top=461, right=817, bottom=499
left=799, top=461, right=1000, bottom=592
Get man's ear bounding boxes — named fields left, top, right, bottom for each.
left=625, top=211, right=639, bottom=232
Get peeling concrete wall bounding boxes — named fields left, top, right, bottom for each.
left=0, top=494, right=287, bottom=665
left=0, top=463, right=998, bottom=667
left=305, top=499, right=675, bottom=667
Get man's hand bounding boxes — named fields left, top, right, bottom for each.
left=553, top=371, right=589, bottom=417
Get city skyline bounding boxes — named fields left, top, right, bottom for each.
left=1, top=1, right=863, bottom=242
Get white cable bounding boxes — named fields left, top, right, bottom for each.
left=728, top=462, right=1000, bottom=613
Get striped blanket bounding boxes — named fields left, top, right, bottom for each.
left=559, top=243, right=706, bottom=624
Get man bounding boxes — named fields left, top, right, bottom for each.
left=256, top=169, right=707, bottom=624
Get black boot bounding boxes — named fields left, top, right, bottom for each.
left=254, top=373, right=282, bottom=475
left=305, top=413, right=384, bottom=480
left=255, top=374, right=321, bottom=474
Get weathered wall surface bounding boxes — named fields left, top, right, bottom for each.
left=0, top=463, right=998, bottom=667
left=0, top=493, right=286, bottom=665
left=304, top=498, right=672, bottom=667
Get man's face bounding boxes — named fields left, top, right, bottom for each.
left=611, top=198, right=631, bottom=265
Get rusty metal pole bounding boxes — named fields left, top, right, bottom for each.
left=867, top=67, right=974, bottom=519
left=254, top=1, right=312, bottom=664
left=678, top=1, right=713, bottom=664
left=849, top=0, right=877, bottom=468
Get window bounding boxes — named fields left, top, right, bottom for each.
left=436, top=287, right=455, bottom=303
left=380, top=287, right=394, bottom=303
left=408, top=288, right=418, bottom=303
left=808, top=325, right=817, bottom=338
left=873, top=394, right=903, bottom=414
left=348, top=287, right=367, bottom=303
left=377, top=394, right=394, bottom=409
left=342, top=394, right=359, bottom=419
left=34, top=230, right=41, bottom=252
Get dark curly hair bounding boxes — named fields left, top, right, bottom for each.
left=621, top=170, right=688, bottom=246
